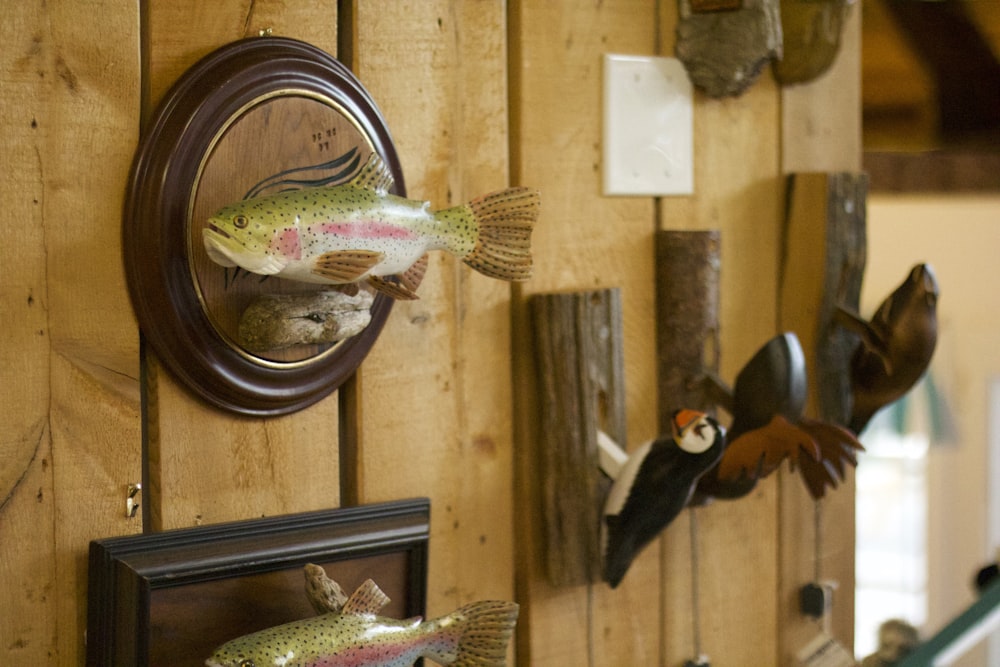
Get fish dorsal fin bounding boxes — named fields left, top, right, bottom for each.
left=349, top=153, right=395, bottom=196
left=342, top=579, right=391, bottom=616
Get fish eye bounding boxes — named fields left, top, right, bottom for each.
left=233, top=215, right=249, bottom=229
left=239, top=660, right=256, bottom=667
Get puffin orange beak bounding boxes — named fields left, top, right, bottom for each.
left=672, top=409, right=706, bottom=435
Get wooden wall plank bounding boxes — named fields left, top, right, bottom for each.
left=782, top=7, right=862, bottom=174
left=45, top=0, right=144, bottom=657
left=656, top=4, right=784, bottom=664
left=778, top=173, right=866, bottom=662
left=0, top=1, right=144, bottom=664
left=511, top=1, right=663, bottom=664
left=0, top=1, right=865, bottom=664
left=778, top=10, right=863, bottom=663
left=353, top=1, right=517, bottom=623
left=144, top=0, right=344, bottom=532
left=0, top=5, right=57, bottom=662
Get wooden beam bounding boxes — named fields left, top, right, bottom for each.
left=530, top=289, right=627, bottom=587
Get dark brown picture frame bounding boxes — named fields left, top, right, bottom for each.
left=123, top=36, right=404, bottom=416
left=86, top=498, right=429, bottom=667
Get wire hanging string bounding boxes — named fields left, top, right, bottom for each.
left=815, top=498, right=833, bottom=636
left=814, top=498, right=823, bottom=582
left=690, top=506, right=703, bottom=659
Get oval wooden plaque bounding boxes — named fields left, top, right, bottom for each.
left=124, top=37, right=403, bottom=416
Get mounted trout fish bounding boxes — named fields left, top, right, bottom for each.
left=203, top=153, right=540, bottom=300
left=205, top=575, right=519, bottom=667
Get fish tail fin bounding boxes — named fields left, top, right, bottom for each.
left=461, top=187, right=539, bottom=282
left=425, top=600, right=519, bottom=667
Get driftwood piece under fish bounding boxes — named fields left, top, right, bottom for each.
left=238, top=290, right=374, bottom=353
left=304, top=563, right=349, bottom=615
left=675, top=0, right=783, bottom=98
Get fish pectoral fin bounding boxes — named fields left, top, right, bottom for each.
left=400, top=254, right=428, bottom=293
left=367, top=275, right=420, bottom=300
left=342, top=579, right=391, bottom=616
left=312, top=250, right=384, bottom=283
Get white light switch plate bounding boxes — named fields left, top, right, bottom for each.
left=603, top=54, right=693, bottom=196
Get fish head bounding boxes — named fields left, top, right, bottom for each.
left=203, top=198, right=296, bottom=276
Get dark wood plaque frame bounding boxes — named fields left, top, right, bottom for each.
left=87, top=498, right=430, bottom=667
left=124, top=36, right=403, bottom=415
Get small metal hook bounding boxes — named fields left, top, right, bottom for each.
left=126, top=483, right=141, bottom=519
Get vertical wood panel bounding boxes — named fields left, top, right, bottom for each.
left=1, top=3, right=57, bottom=661
left=0, top=1, right=865, bottom=663
left=511, top=1, right=662, bottom=664
left=353, top=0, right=516, bottom=624
left=656, top=4, right=784, bottom=664
left=782, top=8, right=862, bottom=174
left=778, top=173, right=865, bottom=662
left=2, top=1, right=143, bottom=664
left=47, top=0, right=144, bottom=654
left=778, top=10, right=863, bottom=663
left=144, top=0, right=344, bottom=531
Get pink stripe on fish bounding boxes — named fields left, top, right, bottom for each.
left=270, top=227, right=301, bottom=259
left=311, top=639, right=416, bottom=666
left=317, top=221, right=419, bottom=241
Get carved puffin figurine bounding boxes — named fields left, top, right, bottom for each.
left=602, top=409, right=725, bottom=588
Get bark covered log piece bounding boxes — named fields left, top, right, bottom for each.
left=238, top=290, right=374, bottom=353
left=773, top=0, right=851, bottom=85
left=675, top=0, right=783, bottom=98
left=531, top=289, right=626, bottom=586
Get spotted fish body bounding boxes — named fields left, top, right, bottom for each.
left=205, top=579, right=518, bottom=667
left=203, top=153, right=539, bottom=300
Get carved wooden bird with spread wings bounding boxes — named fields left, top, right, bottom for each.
left=693, top=332, right=864, bottom=502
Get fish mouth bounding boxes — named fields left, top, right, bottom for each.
left=206, top=222, right=232, bottom=240
left=202, top=226, right=239, bottom=268
left=202, top=226, right=288, bottom=276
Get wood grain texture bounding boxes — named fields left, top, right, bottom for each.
left=352, top=0, right=517, bottom=628
left=1, top=6, right=59, bottom=653
left=658, top=5, right=784, bottom=664
left=778, top=10, right=862, bottom=660
left=782, top=5, right=862, bottom=174
left=655, top=230, right=722, bottom=424
left=531, top=290, right=625, bottom=586
left=2, top=1, right=143, bottom=664
left=0, top=1, right=865, bottom=664
left=778, top=173, right=866, bottom=662
left=511, top=1, right=662, bottom=663
left=144, top=0, right=344, bottom=532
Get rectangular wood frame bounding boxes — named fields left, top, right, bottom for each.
left=86, top=498, right=429, bottom=667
